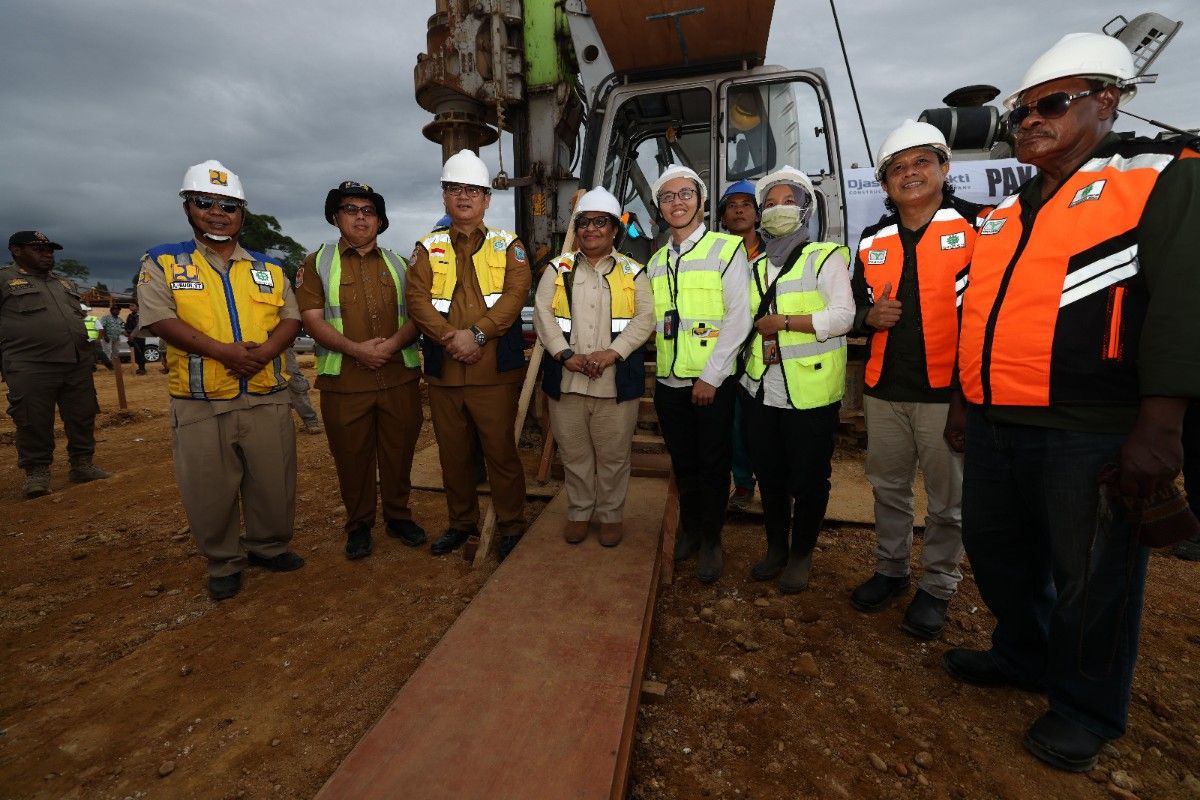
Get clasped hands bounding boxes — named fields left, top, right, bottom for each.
left=563, top=348, right=620, bottom=379
left=442, top=329, right=483, bottom=365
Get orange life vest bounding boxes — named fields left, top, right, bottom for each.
left=959, top=139, right=1200, bottom=406
left=857, top=200, right=985, bottom=390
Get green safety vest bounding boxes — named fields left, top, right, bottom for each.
left=313, top=241, right=420, bottom=375
left=647, top=230, right=743, bottom=378
left=84, top=315, right=101, bottom=342
left=745, top=241, right=848, bottom=409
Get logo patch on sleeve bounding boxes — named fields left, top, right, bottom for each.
left=867, top=249, right=887, bottom=265
left=1069, top=179, right=1106, bottom=207
left=293, top=266, right=304, bottom=288
left=137, top=269, right=153, bottom=285
left=980, top=218, right=1006, bottom=235
left=513, top=245, right=527, bottom=263
left=940, top=232, right=966, bottom=250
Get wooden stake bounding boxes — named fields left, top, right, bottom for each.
left=111, top=338, right=128, bottom=410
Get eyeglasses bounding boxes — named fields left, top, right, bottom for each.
left=442, top=183, right=488, bottom=197
left=338, top=204, right=377, bottom=217
left=1009, top=88, right=1099, bottom=126
left=574, top=215, right=613, bottom=231
left=656, top=188, right=698, bottom=205
left=189, top=195, right=245, bottom=213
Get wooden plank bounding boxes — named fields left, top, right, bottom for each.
left=409, top=442, right=559, bottom=499
left=316, top=478, right=667, bottom=800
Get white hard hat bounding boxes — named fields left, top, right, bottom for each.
left=875, top=120, right=951, bottom=182
left=651, top=164, right=708, bottom=205
left=180, top=160, right=245, bottom=201
left=441, top=150, right=491, bottom=188
left=755, top=166, right=815, bottom=207
left=574, top=187, right=621, bottom=218
left=1005, top=32, right=1138, bottom=109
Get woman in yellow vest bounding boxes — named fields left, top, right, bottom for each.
left=534, top=187, right=655, bottom=546
left=739, top=167, right=854, bottom=593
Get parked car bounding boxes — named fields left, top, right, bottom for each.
left=116, top=336, right=163, bottom=363
left=292, top=333, right=316, bottom=354
left=521, top=306, right=536, bottom=348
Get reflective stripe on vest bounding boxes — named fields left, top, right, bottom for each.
left=647, top=230, right=742, bottom=378
left=421, top=227, right=516, bottom=314
left=857, top=205, right=978, bottom=390
left=312, top=241, right=420, bottom=375
left=744, top=241, right=848, bottom=409
left=146, top=240, right=290, bottom=400
left=959, top=141, right=1199, bottom=406
left=549, top=251, right=642, bottom=336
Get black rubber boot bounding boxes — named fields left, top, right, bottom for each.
left=696, top=490, right=726, bottom=583
left=673, top=481, right=703, bottom=562
left=751, top=493, right=790, bottom=581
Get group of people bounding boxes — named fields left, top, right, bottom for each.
left=2, top=30, right=1198, bottom=776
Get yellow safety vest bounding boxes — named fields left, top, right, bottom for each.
left=420, top=227, right=516, bottom=313
left=647, top=230, right=742, bottom=378
left=312, top=241, right=420, bottom=375
left=84, top=316, right=101, bottom=342
left=745, top=241, right=848, bottom=409
left=549, top=250, right=641, bottom=335
left=145, top=240, right=290, bottom=400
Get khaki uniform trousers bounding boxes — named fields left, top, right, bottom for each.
left=429, top=383, right=526, bottom=536
left=549, top=393, right=639, bottom=523
left=864, top=395, right=964, bottom=599
left=171, top=401, right=296, bottom=577
left=320, top=380, right=422, bottom=530
left=4, top=357, right=98, bottom=469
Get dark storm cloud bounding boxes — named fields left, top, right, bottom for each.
left=2, top=1, right=1195, bottom=289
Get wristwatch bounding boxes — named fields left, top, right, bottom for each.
left=557, top=348, right=575, bottom=362
left=469, top=325, right=487, bottom=346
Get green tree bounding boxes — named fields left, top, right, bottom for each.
left=94, top=281, right=109, bottom=292
left=240, top=211, right=307, bottom=283
left=57, top=258, right=89, bottom=280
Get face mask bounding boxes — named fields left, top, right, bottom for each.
left=760, top=205, right=804, bottom=236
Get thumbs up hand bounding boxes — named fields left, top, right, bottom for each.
left=866, top=281, right=902, bottom=329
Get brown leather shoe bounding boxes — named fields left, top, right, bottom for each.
left=598, top=521, right=624, bottom=547
left=563, top=520, right=588, bottom=544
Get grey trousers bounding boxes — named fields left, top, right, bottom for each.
left=864, top=395, right=964, bottom=599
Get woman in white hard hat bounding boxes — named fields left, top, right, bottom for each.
left=534, top=187, right=655, bottom=546
left=738, top=167, right=854, bottom=593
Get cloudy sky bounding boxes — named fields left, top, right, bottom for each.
left=2, top=0, right=1195, bottom=290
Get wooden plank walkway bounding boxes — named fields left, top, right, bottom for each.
left=315, top=477, right=668, bottom=800
left=409, top=442, right=561, bottom=498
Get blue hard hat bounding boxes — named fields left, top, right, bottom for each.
left=719, top=180, right=758, bottom=212
left=434, top=214, right=451, bottom=229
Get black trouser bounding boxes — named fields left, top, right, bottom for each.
left=92, top=341, right=112, bottom=369
left=130, top=338, right=146, bottom=369
left=4, top=356, right=99, bottom=469
left=742, top=392, right=840, bottom=557
left=655, top=377, right=736, bottom=541
left=1185, top=401, right=1199, bottom=521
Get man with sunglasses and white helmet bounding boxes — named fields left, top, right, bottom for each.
left=139, top=160, right=305, bottom=601
left=647, top=165, right=751, bottom=583
left=407, top=150, right=532, bottom=562
left=848, top=120, right=989, bottom=640
left=296, top=181, right=426, bottom=562
left=533, top=187, right=655, bottom=547
left=950, top=33, right=1200, bottom=771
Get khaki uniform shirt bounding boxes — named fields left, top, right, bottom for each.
left=137, top=237, right=301, bottom=421
left=0, top=264, right=90, bottom=366
left=294, top=237, right=420, bottom=393
left=406, top=223, right=532, bottom=387
left=533, top=251, right=655, bottom=399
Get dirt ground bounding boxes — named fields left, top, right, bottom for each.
left=0, top=363, right=1197, bottom=800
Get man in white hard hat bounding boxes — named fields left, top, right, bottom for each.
left=407, top=150, right=532, bottom=561
left=951, top=33, right=1200, bottom=771
left=296, top=181, right=426, bottom=562
left=533, top=187, right=655, bottom=546
left=1, top=230, right=111, bottom=497
left=646, top=164, right=751, bottom=582
left=848, top=120, right=989, bottom=640
left=140, top=160, right=305, bottom=601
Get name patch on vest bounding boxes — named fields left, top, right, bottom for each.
left=171, top=281, right=204, bottom=291
left=867, top=250, right=887, bottom=265
left=1070, top=179, right=1106, bottom=207
left=980, top=218, right=1006, bottom=235
left=940, top=232, right=967, bottom=250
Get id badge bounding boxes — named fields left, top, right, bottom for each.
left=663, top=309, right=679, bottom=340
left=762, top=334, right=781, bottom=365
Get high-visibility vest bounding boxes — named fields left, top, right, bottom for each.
left=417, top=226, right=526, bottom=375
left=959, top=139, right=1200, bottom=406
left=145, top=240, right=290, bottom=400
left=541, top=250, right=646, bottom=402
left=647, top=230, right=743, bottom=378
left=744, top=241, right=848, bottom=409
left=312, top=241, right=420, bottom=375
left=857, top=201, right=983, bottom=390
left=84, top=315, right=101, bottom=342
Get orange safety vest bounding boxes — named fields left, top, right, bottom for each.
left=857, top=200, right=985, bottom=390
left=959, top=139, right=1200, bottom=406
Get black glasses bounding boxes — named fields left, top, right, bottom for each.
left=338, top=204, right=377, bottom=217
left=1009, top=88, right=1099, bottom=126
left=574, top=215, right=613, bottom=231
left=442, top=183, right=488, bottom=197
left=656, top=188, right=698, bottom=205
left=189, top=195, right=245, bottom=213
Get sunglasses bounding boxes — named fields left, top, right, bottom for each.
left=1009, top=88, right=1098, bottom=127
left=189, top=195, right=245, bottom=213
left=338, top=204, right=377, bottom=217
left=574, top=215, right=613, bottom=231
